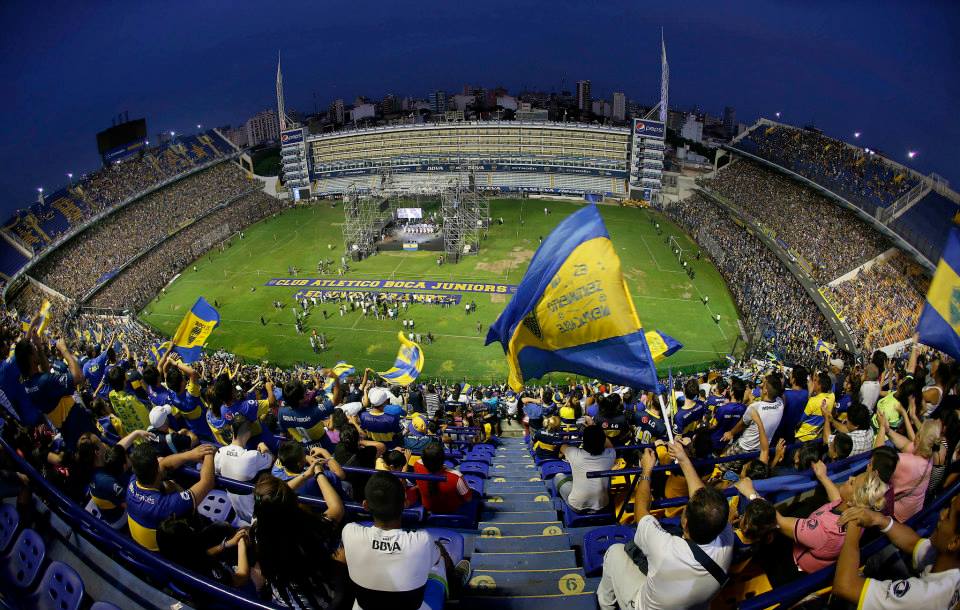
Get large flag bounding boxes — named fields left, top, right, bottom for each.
left=485, top=204, right=659, bottom=391
left=378, top=331, right=424, bottom=386
left=331, top=361, right=356, bottom=381
left=169, top=297, right=220, bottom=363
left=917, top=228, right=960, bottom=360
left=646, top=330, right=683, bottom=363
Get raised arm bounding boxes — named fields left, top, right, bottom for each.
left=812, top=460, right=841, bottom=503
left=667, top=440, right=704, bottom=497
left=315, top=464, right=345, bottom=524
left=634, top=448, right=657, bottom=520
left=56, top=338, right=84, bottom=386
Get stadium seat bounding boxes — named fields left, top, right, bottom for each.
left=0, top=528, right=45, bottom=592
left=539, top=461, right=571, bottom=481
left=84, top=499, right=127, bottom=530
left=581, top=525, right=635, bottom=577
left=0, top=504, right=19, bottom=554
left=25, top=561, right=85, bottom=610
left=425, top=497, right=480, bottom=530
left=463, top=474, right=485, bottom=495
left=197, top=490, right=236, bottom=524
left=423, top=528, right=465, bottom=563
left=561, top=500, right=615, bottom=528
left=458, top=461, right=490, bottom=479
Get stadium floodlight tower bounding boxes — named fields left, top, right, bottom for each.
left=441, top=174, right=489, bottom=262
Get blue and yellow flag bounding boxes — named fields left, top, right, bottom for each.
left=169, top=297, right=220, bottom=363
left=646, top=330, right=683, bottom=363
left=21, top=299, right=52, bottom=334
left=917, top=228, right=960, bottom=360
left=378, top=331, right=424, bottom=386
left=814, top=337, right=835, bottom=356
left=150, top=340, right=172, bottom=363
left=332, top=361, right=356, bottom=381
left=485, top=204, right=659, bottom=391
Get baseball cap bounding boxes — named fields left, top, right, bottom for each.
left=149, top=405, right=173, bottom=429
left=368, top=387, right=391, bottom=407
left=829, top=358, right=844, bottom=370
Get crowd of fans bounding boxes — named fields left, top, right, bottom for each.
left=29, top=163, right=253, bottom=299
left=825, top=251, right=929, bottom=353
left=702, top=159, right=889, bottom=283
left=667, top=192, right=834, bottom=363
left=88, top=191, right=283, bottom=311
left=736, top=123, right=920, bottom=213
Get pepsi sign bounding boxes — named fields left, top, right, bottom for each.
left=634, top=119, right=665, bottom=138
left=280, top=129, right=304, bottom=145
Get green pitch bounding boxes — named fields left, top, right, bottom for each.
left=139, top=199, right=742, bottom=382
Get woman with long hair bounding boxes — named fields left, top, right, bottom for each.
left=251, top=469, right=350, bottom=609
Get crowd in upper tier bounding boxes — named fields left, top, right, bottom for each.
left=701, top=160, right=889, bottom=283
left=734, top=123, right=920, bottom=213
left=28, top=163, right=254, bottom=300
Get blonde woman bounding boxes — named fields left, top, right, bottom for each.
left=733, top=462, right=888, bottom=587
left=878, top=411, right=942, bottom=520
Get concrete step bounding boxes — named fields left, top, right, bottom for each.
left=481, top=509, right=558, bottom=524
left=478, top=521, right=564, bottom=537
left=467, top=567, right=592, bottom=597
left=458, top=593, right=598, bottom=610
left=469, top=549, right=577, bottom=571
left=474, top=533, right=571, bottom=553
left=483, top=498, right=554, bottom=512
left=486, top=481, right=547, bottom=493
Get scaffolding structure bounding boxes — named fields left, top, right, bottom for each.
left=341, top=187, right=391, bottom=260
left=441, top=175, right=489, bottom=261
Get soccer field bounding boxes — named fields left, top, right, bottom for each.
left=139, top=198, right=742, bottom=382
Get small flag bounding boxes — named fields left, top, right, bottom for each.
left=814, top=337, right=835, bottom=356
left=150, top=340, right=172, bottom=363
left=378, top=331, right=424, bottom=386
left=36, top=300, right=52, bottom=335
left=485, top=205, right=659, bottom=391
left=169, top=297, right=220, bottom=363
left=645, top=330, right=683, bottom=363
left=917, top=228, right=960, bottom=360
left=331, top=361, right=355, bottom=381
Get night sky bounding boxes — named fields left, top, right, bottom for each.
left=1, top=1, right=957, bottom=215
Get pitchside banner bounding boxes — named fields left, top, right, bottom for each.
left=294, top=289, right=461, bottom=305
left=267, top=278, right=517, bottom=294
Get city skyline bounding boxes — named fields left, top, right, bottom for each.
left=0, top=1, right=957, bottom=212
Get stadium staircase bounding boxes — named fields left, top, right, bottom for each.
left=460, top=436, right=598, bottom=610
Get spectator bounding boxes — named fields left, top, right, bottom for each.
left=157, top=518, right=251, bottom=588
left=722, top=374, right=785, bottom=454
left=215, top=415, right=274, bottom=525
left=553, top=425, right=616, bottom=513
left=107, top=365, right=151, bottom=436
left=413, top=441, right=473, bottom=515
left=597, top=442, right=733, bottom=610
left=125, top=442, right=216, bottom=551
left=795, top=370, right=835, bottom=442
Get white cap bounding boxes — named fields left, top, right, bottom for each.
left=829, top=358, right=844, bottom=370
left=149, top=405, right=173, bottom=429
left=368, top=387, right=391, bottom=407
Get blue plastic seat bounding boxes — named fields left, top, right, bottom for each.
left=539, top=461, right=571, bottom=480
left=26, top=561, right=85, bottom=610
left=197, top=490, right=235, bottom=524
left=561, top=500, right=614, bottom=528
left=582, top=525, right=635, bottom=576
left=0, top=504, right=19, bottom=554
left=462, top=452, right=493, bottom=465
left=458, top=461, right=489, bottom=479
left=91, top=602, right=123, bottom=610
left=0, top=528, right=45, bottom=591
left=424, top=528, right=465, bottom=563
left=463, top=473, right=485, bottom=495
left=425, top=497, right=480, bottom=529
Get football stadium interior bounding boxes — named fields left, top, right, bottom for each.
left=3, top=22, right=960, bottom=610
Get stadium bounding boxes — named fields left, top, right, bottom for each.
left=1, top=8, right=960, bottom=610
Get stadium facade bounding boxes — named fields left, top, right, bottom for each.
left=281, top=120, right=664, bottom=200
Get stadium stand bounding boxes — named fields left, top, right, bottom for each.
left=890, top=190, right=960, bottom=264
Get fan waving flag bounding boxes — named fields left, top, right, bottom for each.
left=332, top=361, right=356, bottom=381
left=815, top=337, right=835, bottom=356
left=646, top=330, right=683, bottom=363
left=378, top=331, right=424, bottom=386
left=169, top=297, right=220, bottom=363
left=486, top=204, right=659, bottom=391
left=917, top=228, right=960, bottom=360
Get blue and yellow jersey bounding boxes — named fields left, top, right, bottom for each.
left=125, top=478, right=194, bottom=551
left=278, top=403, right=329, bottom=447
left=23, top=371, right=76, bottom=428
left=634, top=409, right=667, bottom=445
left=206, top=398, right=270, bottom=446
left=710, top=402, right=746, bottom=450
left=796, top=392, right=835, bottom=441
left=532, top=429, right=565, bottom=460
left=89, top=468, right=130, bottom=523
left=359, top=411, right=402, bottom=448
left=404, top=412, right=430, bottom=437
left=674, top=400, right=708, bottom=436
left=108, top=390, right=151, bottom=437
left=82, top=351, right=109, bottom=391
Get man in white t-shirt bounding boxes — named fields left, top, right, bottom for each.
left=833, top=499, right=960, bottom=609
left=553, top=425, right=616, bottom=512
left=859, top=364, right=881, bottom=412
left=214, top=416, right=273, bottom=525
left=598, top=441, right=734, bottom=610
left=721, top=374, right=784, bottom=453
left=343, top=472, right=471, bottom=610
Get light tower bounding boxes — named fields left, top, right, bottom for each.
left=659, top=29, right=669, bottom=124
left=276, top=51, right=288, bottom=131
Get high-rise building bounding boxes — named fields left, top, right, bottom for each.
left=576, top=80, right=592, bottom=113
left=429, top=90, right=447, bottom=114
left=723, top=106, right=737, bottom=138
left=330, top=99, right=345, bottom=124
left=612, top=92, right=626, bottom=121
left=245, top=109, right=279, bottom=147
left=680, top=113, right=703, bottom=143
